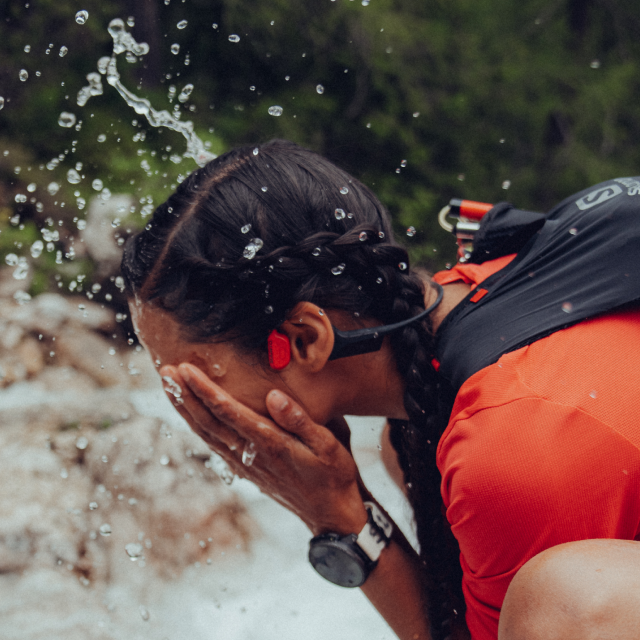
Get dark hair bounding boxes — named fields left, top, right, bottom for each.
left=121, top=139, right=464, bottom=638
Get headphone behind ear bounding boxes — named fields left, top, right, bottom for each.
left=267, top=329, right=291, bottom=370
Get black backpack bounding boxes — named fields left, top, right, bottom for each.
left=435, top=178, right=640, bottom=411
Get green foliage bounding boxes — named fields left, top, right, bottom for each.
left=2, top=0, right=640, bottom=285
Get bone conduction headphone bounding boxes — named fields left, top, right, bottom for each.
left=267, top=281, right=444, bottom=370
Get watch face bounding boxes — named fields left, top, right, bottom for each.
left=308, top=539, right=367, bottom=588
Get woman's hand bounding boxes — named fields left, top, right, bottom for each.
left=159, top=362, right=368, bottom=536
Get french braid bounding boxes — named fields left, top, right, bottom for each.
left=122, top=140, right=464, bottom=639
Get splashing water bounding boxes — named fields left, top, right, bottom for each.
left=210, top=452, right=235, bottom=485
left=242, top=441, right=257, bottom=467
left=78, top=18, right=215, bottom=167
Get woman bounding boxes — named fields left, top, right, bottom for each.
left=122, top=140, right=640, bottom=640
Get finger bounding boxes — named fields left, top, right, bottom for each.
left=265, top=389, right=338, bottom=455
left=160, top=366, right=245, bottom=452
left=178, top=363, right=288, bottom=448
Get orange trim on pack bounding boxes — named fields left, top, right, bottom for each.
left=470, top=288, right=489, bottom=303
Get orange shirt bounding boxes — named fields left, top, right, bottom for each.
left=432, top=259, right=640, bottom=640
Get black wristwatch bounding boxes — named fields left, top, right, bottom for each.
left=308, top=501, right=393, bottom=588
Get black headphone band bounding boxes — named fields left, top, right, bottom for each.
left=328, top=282, right=444, bottom=361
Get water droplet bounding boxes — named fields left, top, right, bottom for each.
left=139, top=606, right=150, bottom=621
left=26, top=183, right=36, bottom=192
left=398, top=262, right=408, bottom=271
left=252, top=147, right=259, bottom=155
left=406, top=226, right=416, bottom=237
left=268, top=105, right=283, bottom=116
left=210, top=453, right=235, bottom=485
left=59, top=46, right=68, bottom=57
left=359, top=232, right=368, bottom=241
left=92, top=179, right=103, bottom=191
left=412, top=111, right=420, bottom=118
left=125, top=542, right=144, bottom=560
left=170, top=43, right=180, bottom=55
left=562, top=302, right=573, bottom=313
left=177, top=83, right=194, bottom=103
left=4, top=253, right=18, bottom=267
left=340, top=186, right=349, bottom=195
left=24, top=44, right=31, bottom=53
left=264, top=305, right=273, bottom=314
left=30, top=240, right=44, bottom=258
left=242, top=441, right=257, bottom=466
left=47, top=182, right=60, bottom=195
left=261, top=186, right=268, bottom=192
left=378, top=231, right=385, bottom=239
left=376, top=277, right=383, bottom=284
left=589, top=390, right=598, bottom=399
left=66, top=168, right=81, bottom=184
left=160, top=454, right=170, bottom=466
left=331, top=263, right=346, bottom=275
left=569, top=227, right=578, bottom=235
left=501, top=180, right=511, bottom=190
left=362, top=0, right=370, bottom=5
left=97, top=134, right=106, bottom=142
left=590, top=59, right=601, bottom=69
left=243, top=238, right=264, bottom=260
left=312, top=247, right=321, bottom=257
left=241, top=224, right=251, bottom=234
left=400, top=159, right=407, bottom=167
left=0, top=97, right=4, bottom=110
left=58, top=111, right=76, bottom=128
left=19, top=69, right=28, bottom=82
left=211, top=364, right=224, bottom=377
left=316, top=84, right=324, bottom=94
left=75, top=10, right=89, bottom=24
left=177, top=20, right=188, bottom=29
left=228, top=34, right=240, bottom=43
left=89, top=501, right=98, bottom=510
left=334, top=208, right=346, bottom=220
left=75, top=436, right=89, bottom=450
left=162, top=376, right=183, bottom=404
left=99, top=523, right=112, bottom=536
left=14, top=194, right=27, bottom=203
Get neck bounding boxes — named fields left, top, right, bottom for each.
left=425, top=279, right=471, bottom=332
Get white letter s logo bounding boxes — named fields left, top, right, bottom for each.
left=575, top=185, right=623, bottom=210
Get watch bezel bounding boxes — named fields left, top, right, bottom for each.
left=308, top=533, right=374, bottom=588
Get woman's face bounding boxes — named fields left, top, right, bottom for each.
left=130, top=300, right=283, bottom=419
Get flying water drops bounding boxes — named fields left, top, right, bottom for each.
left=177, top=20, right=188, bottom=29
left=91, top=179, right=103, bottom=191
left=359, top=231, right=368, bottom=241
left=252, top=147, right=259, bottom=155
left=210, top=452, right=235, bottom=485
left=242, top=441, right=257, bottom=466
left=316, top=84, right=325, bottom=94
left=30, top=240, right=44, bottom=258
left=19, top=69, right=28, bottom=82
left=502, top=180, right=511, bottom=190
left=243, top=237, right=264, bottom=260
left=58, top=112, right=77, bottom=128
left=139, top=606, right=150, bottom=621
left=228, top=34, right=241, bottom=43
left=99, top=523, right=112, bottom=536
left=241, top=224, right=251, bottom=234
left=171, top=43, right=180, bottom=55
left=398, top=262, right=408, bottom=271
left=79, top=18, right=214, bottom=167
left=268, top=105, right=283, bottom=116
left=406, top=226, right=416, bottom=237
left=334, top=208, right=346, bottom=220
left=59, top=46, right=68, bottom=57
left=125, top=542, right=144, bottom=561
left=67, top=169, right=81, bottom=184
left=340, top=186, right=349, bottom=195
left=331, top=263, right=346, bottom=276
left=561, top=302, right=573, bottom=313
left=177, top=84, right=194, bottom=103
left=75, top=10, right=89, bottom=25
left=77, top=72, right=103, bottom=107
left=312, top=247, right=321, bottom=257
left=0, top=97, right=4, bottom=110
left=162, top=376, right=184, bottom=404
left=47, top=182, right=60, bottom=195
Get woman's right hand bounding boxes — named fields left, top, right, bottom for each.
left=160, top=362, right=369, bottom=537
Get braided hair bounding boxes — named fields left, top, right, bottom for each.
left=122, top=139, right=464, bottom=638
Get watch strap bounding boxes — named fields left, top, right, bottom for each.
left=356, top=501, right=393, bottom=562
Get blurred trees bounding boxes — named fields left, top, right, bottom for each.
left=1, top=0, right=640, bottom=282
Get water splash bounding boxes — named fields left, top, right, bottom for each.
left=78, top=18, right=215, bottom=167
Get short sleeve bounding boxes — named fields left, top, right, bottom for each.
left=438, top=396, right=640, bottom=640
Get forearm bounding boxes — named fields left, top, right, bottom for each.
left=360, top=524, right=432, bottom=640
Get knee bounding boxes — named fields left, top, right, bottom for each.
left=498, top=539, right=640, bottom=640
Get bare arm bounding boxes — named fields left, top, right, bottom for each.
left=161, top=362, right=434, bottom=640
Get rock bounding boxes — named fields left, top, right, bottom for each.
left=54, top=327, right=128, bottom=387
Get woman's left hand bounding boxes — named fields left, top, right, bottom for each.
left=159, top=362, right=368, bottom=536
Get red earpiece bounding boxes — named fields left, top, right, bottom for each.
left=267, top=329, right=291, bottom=370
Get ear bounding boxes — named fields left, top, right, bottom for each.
left=280, top=302, right=334, bottom=372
